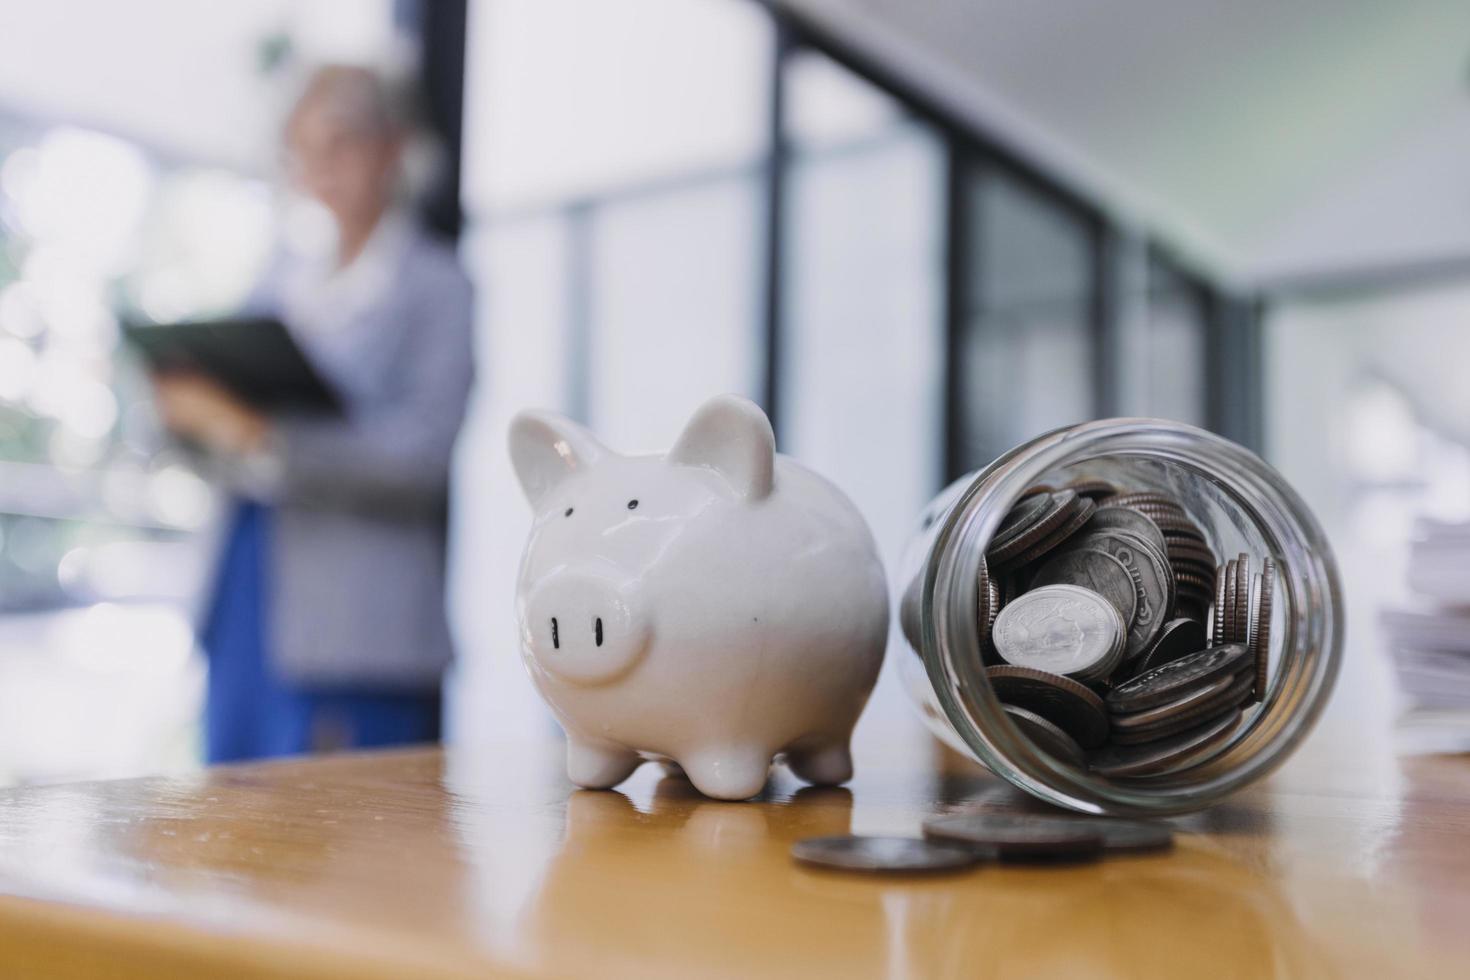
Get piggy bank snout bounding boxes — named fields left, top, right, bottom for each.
left=524, top=569, right=650, bottom=686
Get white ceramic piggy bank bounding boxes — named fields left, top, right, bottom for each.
left=509, top=394, right=888, bottom=801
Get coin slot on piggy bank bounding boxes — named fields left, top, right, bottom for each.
left=898, top=419, right=1342, bottom=816
left=509, top=394, right=889, bottom=801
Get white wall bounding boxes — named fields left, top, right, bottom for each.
left=1265, top=281, right=1470, bottom=773
left=451, top=0, right=777, bottom=744
left=451, top=5, right=947, bottom=759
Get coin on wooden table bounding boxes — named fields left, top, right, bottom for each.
left=1003, top=704, right=1087, bottom=768
left=1087, top=506, right=1168, bottom=553
left=1105, top=643, right=1251, bottom=713
left=1110, top=671, right=1254, bottom=744
left=1086, top=819, right=1176, bottom=854
left=987, top=665, right=1110, bottom=749
left=1126, top=617, right=1208, bottom=677
left=923, top=813, right=1103, bottom=861
left=992, top=584, right=1126, bottom=682
left=1031, top=549, right=1138, bottom=628
left=791, top=835, right=984, bottom=874
left=1089, top=708, right=1243, bottom=778
left=1252, top=558, right=1276, bottom=702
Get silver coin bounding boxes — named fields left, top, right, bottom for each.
left=992, top=584, right=1126, bottom=680
left=1088, top=708, right=1243, bottom=778
left=1087, top=819, right=1175, bottom=854
left=790, top=835, right=983, bottom=874
left=1064, top=529, right=1170, bottom=660
left=922, top=813, right=1103, bottom=860
left=1032, top=548, right=1138, bottom=629
left=1125, top=617, right=1208, bottom=678
left=1003, top=704, right=1087, bottom=768
left=1087, top=506, right=1167, bottom=554
left=1110, top=670, right=1253, bottom=744
left=1106, top=643, right=1252, bottom=713
left=1110, top=670, right=1234, bottom=726
left=990, top=494, right=1052, bottom=548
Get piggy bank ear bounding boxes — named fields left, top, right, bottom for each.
left=668, top=394, right=774, bottom=501
left=509, top=410, right=607, bottom=509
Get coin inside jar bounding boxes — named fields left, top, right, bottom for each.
left=1003, top=704, right=1087, bottom=768
left=986, top=664, right=1110, bottom=749
left=1030, top=549, right=1138, bottom=628
left=1086, top=506, right=1168, bottom=554
left=921, top=476, right=1295, bottom=789
left=1125, top=617, right=1207, bottom=677
left=987, top=491, right=1075, bottom=565
left=1110, top=671, right=1235, bottom=726
left=991, top=584, right=1126, bottom=682
left=1111, top=669, right=1252, bottom=746
left=1106, top=643, right=1252, bottom=714
left=1002, top=494, right=1096, bottom=568
left=1065, top=478, right=1119, bottom=501
left=1109, top=671, right=1253, bottom=744
left=1062, top=529, right=1171, bottom=660
left=1252, top=558, right=1277, bottom=702
left=1088, top=708, right=1243, bottom=778
left=791, top=835, right=985, bottom=874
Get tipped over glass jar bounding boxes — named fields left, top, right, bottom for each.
left=898, top=419, right=1343, bottom=816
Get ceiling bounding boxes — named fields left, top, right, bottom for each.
left=772, top=0, right=1470, bottom=288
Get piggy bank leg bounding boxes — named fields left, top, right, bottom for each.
left=681, top=748, right=773, bottom=801
left=786, top=739, right=854, bottom=787
left=566, top=738, right=642, bottom=790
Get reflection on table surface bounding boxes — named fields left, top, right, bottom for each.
left=0, top=736, right=1466, bottom=979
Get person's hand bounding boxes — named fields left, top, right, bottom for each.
left=152, top=373, right=271, bottom=455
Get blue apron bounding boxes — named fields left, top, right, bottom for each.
left=201, top=501, right=442, bottom=763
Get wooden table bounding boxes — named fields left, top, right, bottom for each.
left=0, top=734, right=1467, bottom=979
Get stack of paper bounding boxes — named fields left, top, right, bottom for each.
left=1383, top=519, right=1470, bottom=754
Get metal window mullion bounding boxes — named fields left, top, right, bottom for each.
left=760, top=21, right=793, bottom=444
left=942, top=137, right=976, bottom=483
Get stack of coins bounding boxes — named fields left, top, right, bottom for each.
left=974, top=480, right=1277, bottom=780
left=791, top=813, right=1174, bottom=875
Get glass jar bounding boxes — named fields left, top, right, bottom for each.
left=899, top=418, right=1343, bottom=816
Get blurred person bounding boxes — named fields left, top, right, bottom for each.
left=152, top=65, right=473, bottom=762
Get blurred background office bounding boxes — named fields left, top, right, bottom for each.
left=0, top=0, right=1468, bottom=783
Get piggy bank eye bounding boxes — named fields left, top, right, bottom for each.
left=564, top=507, right=574, bottom=517
left=626, top=499, right=639, bottom=511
